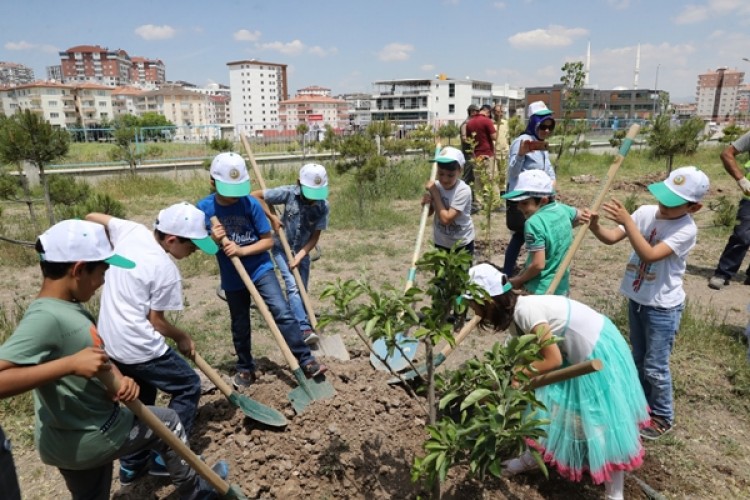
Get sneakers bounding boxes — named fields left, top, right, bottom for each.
left=302, top=361, right=328, bottom=378
left=149, top=453, right=169, bottom=477
left=708, top=276, right=729, bottom=290
left=119, top=462, right=149, bottom=486
left=302, top=329, right=320, bottom=345
left=232, top=371, right=257, bottom=389
left=192, top=461, right=229, bottom=500
left=640, top=415, right=673, bottom=441
left=501, top=450, right=540, bottom=477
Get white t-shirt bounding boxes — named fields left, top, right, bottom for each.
left=97, top=218, right=183, bottom=364
left=511, top=295, right=604, bottom=364
left=618, top=205, right=696, bottom=308
left=432, top=179, right=475, bottom=248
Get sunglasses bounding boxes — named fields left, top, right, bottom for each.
left=538, top=124, right=555, bottom=132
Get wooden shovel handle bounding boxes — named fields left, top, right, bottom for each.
left=97, top=370, right=230, bottom=495
left=528, top=359, right=603, bottom=389
left=210, top=216, right=301, bottom=371
left=241, top=133, right=319, bottom=330
left=193, top=353, right=234, bottom=398
left=405, top=143, right=441, bottom=292
left=544, top=124, right=640, bottom=295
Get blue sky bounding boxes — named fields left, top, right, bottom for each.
left=2, top=0, right=750, bottom=102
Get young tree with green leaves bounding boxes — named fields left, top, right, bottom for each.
left=647, top=115, right=704, bottom=173
left=0, top=109, right=69, bottom=225
left=558, top=61, right=586, bottom=163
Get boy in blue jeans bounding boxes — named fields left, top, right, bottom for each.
left=501, top=169, right=585, bottom=295
left=251, top=163, right=330, bottom=345
left=587, top=166, right=710, bottom=440
left=197, top=152, right=326, bottom=389
left=0, top=220, right=227, bottom=499
left=86, top=202, right=219, bottom=484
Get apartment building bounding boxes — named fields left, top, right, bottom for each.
left=111, top=86, right=145, bottom=117
left=371, top=75, right=493, bottom=125
left=139, top=85, right=217, bottom=140
left=279, top=89, right=348, bottom=131
left=227, top=59, right=289, bottom=134
left=0, top=62, right=35, bottom=86
left=0, top=81, right=112, bottom=128
left=339, top=92, right=372, bottom=129
left=696, top=68, right=745, bottom=123
left=525, top=85, right=662, bottom=120
left=131, top=57, right=166, bottom=89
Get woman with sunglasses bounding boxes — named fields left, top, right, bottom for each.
left=503, top=101, right=558, bottom=277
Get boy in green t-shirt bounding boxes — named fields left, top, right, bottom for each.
left=0, top=220, right=227, bottom=500
left=502, top=170, right=586, bottom=295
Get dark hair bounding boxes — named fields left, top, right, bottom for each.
left=155, top=229, right=191, bottom=244
left=472, top=262, right=520, bottom=331
left=437, top=161, right=461, bottom=172
left=35, top=239, right=104, bottom=279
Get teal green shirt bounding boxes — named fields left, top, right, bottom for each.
left=523, top=202, right=577, bottom=295
left=0, top=298, right=133, bottom=469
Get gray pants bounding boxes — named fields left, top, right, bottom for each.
left=58, top=406, right=204, bottom=500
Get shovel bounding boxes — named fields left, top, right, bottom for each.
left=371, top=143, right=442, bottom=371
left=211, top=216, right=335, bottom=414
left=388, top=315, right=481, bottom=384
left=97, top=370, right=247, bottom=499
left=241, top=134, right=349, bottom=361
left=545, top=123, right=640, bottom=295
left=193, top=353, right=287, bottom=427
left=528, top=359, right=603, bottom=389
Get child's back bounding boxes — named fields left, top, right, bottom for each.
left=523, top=200, right=577, bottom=295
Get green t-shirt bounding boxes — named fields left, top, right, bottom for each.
left=523, top=202, right=577, bottom=295
left=0, top=298, right=133, bottom=469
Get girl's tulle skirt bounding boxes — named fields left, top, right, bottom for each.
left=527, top=318, right=650, bottom=484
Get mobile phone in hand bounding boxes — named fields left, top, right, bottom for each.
left=528, top=140, right=548, bottom=151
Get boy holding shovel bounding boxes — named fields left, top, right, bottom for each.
left=197, top=152, right=326, bottom=389
left=86, top=202, right=219, bottom=484
left=0, top=220, right=227, bottom=500
left=251, top=162, right=330, bottom=346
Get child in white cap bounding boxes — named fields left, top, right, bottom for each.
left=501, top=170, right=586, bottom=295
left=86, top=202, right=218, bottom=483
left=586, top=165, right=710, bottom=440
left=0, top=220, right=227, bottom=499
left=466, top=262, right=648, bottom=500
left=197, top=152, right=327, bottom=389
left=252, top=163, right=330, bottom=345
left=422, top=146, right=476, bottom=257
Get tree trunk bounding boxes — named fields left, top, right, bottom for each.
left=38, top=164, right=55, bottom=225
left=16, top=163, right=40, bottom=234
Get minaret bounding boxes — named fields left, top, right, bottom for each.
left=585, top=41, right=591, bottom=86
left=633, top=43, right=640, bottom=89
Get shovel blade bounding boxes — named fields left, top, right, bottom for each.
left=288, top=367, right=336, bottom=414
left=370, top=333, right=419, bottom=372
left=312, top=333, right=350, bottom=361
left=228, top=392, right=288, bottom=427
left=387, top=353, right=446, bottom=384
left=220, top=484, right=249, bottom=500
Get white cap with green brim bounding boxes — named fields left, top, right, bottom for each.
left=502, top=169, right=555, bottom=201
left=299, top=163, right=329, bottom=200
left=647, top=166, right=710, bottom=208
left=463, top=263, right=513, bottom=299
left=154, top=202, right=218, bottom=255
left=39, top=220, right=135, bottom=269
left=210, top=152, right=251, bottom=197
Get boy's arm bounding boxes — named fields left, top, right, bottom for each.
left=148, top=310, right=195, bottom=359
left=584, top=207, right=627, bottom=245
left=426, top=181, right=462, bottom=225
left=250, top=190, right=282, bottom=232
left=85, top=213, right=114, bottom=227
left=509, top=249, right=545, bottom=289
left=0, top=347, right=110, bottom=398
left=291, top=229, right=322, bottom=269
left=600, top=200, right=673, bottom=263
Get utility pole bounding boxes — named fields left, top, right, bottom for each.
left=652, top=64, right=660, bottom=118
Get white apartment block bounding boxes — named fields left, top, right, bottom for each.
left=0, top=81, right=100, bottom=129
left=139, top=86, right=218, bottom=140
left=339, top=92, right=372, bottom=129
left=74, top=83, right=114, bottom=126
left=184, top=83, right=232, bottom=125
left=279, top=90, right=348, bottom=131
left=227, top=59, right=288, bottom=135
left=371, top=76, right=493, bottom=126
left=111, top=86, right=145, bottom=117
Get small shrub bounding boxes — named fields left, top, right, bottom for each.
left=623, top=192, right=640, bottom=214
left=48, top=175, right=91, bottom=206
left=708, top=195, right=737, bottom=228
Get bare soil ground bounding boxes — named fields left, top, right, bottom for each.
left=6, top=172, right=750, bottom=499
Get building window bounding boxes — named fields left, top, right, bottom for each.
left=449, top=84, right=455, bottom=98
left=449, top=104, right=455, bottom=113
left=50, top=112, right=59, bottom=118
